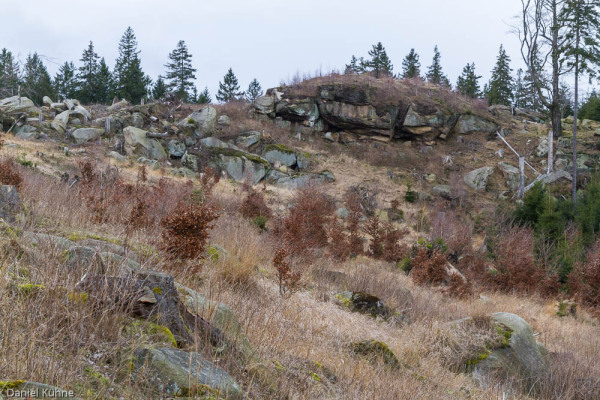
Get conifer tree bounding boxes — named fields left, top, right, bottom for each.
left=344, top=55, right=364, bottom=74
left=197, top=86, right=212, bottom=104
left=53, top=62, right=76, bottom=101
left=426, top=46, right=450, bottom=87
left=164, top=40, right=197, bottom=101
left=364, top=42, right=394, bottom=78
left=77, top=41, right=100, bottom=104
left=216, top=68, right=243, bottom=102
left=456, top=62, right=481, bottom=98
left=401, top=49, right=421, bottom=79
left=152, top=76, right=167, bottom=99
left=114, top=27, right=148, bottom=103
left=95, top=58, right=112, bottom=104
left=486, top=45, right=514, bottom=106
left=0, top=49, right=20, bottom=97
left=246, top=78, right=263, bottom=102
left=22, top=53, right=52, bottom=105
left=514, top=68, right=528, bottom=108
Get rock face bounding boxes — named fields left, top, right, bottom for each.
left=0, top=185, right=22, bottom=222
left=256, top=82, right=499, bottom=141
left=473, top=312, right=549, bottom=391
left=210, top=148, right=269, bottom=185
left=263, top=144, right=297, bottom=167
left=464, top=167, right=495, bottom=191
left=0, top=96, right=37, bottom=113
left=134, top=347, right=242, bottom=399
left=124, top=126, right=167, bottom=160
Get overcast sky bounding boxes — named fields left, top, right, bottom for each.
left=2, top=0, right=536, bottom=100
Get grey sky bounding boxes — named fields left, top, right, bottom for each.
left=2, top=0, right=528, bottom=99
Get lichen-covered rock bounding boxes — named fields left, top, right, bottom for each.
left=497, top=162, right=520, bottom=192
left=71, top=128, right=104, bottom=144
left=0, top=96, right=37, bottom=114
left=178, top=106, right=217, bottom=137
left=0, top=185, right=22, bottom=222
left=464, top=166, right=495, bottom=191
left=234, top=131, right=262, bottom=149
left=265, top=171, right=333, bottom=189
left=181, top=152, right=200, bottom=171
left=254, top=95, right=275, bottom=115
left=352, top=340, right=401, bottom=368
left=167, top=139, right=186, bottom=158
left=177, top=284, right=255, bottom=361
left=124, top=126, right=166, bottom=160
left=473, top=312, right=549, bottom=391
left=275, top=97, right=319, bottom=125
left=133, top=347, right=242, bottom=399
left=14, top=125, right=40, bottom=140
left=454, top=114, right=498, bottom=135
left=210, top=148, right=269, bottom=185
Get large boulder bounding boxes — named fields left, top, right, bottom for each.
left=133, top=347, right=242, bottom=399
left=402, top=103, right=455, bottom=139
left=263, top=144, right=297, bottom=167
left=178, top=106, right=217, bottom=137
left=275, top=97, right=320, bottom=126
left=0, top=185, right=22, bottom=222
left=13, top=125, right=40, bottom=140
left=265, top=170, right=334, bottom=189
left=234, top=131, right=262, bottom=149
left=473, top=312, right=549, bottom=391
left=71, top=128, right=104, bottom=144
left=254, top=95, right=275, bottom=115
left=497, top=162, right=520, bottom=192
left=124, top=126, right=166, bottom=160
left=464, top=166, right=495, bottom=191
left=454, top=114, right=498, bottom=135
left=0, top=96, right=37, bottom=114
left=54, top=110, right=71, bottom=126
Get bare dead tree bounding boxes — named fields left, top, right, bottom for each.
left=516, top=0, right=572, bottom=173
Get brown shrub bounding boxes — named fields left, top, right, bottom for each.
left=364, top=217, right=407, bottom=262
left=0, top=158, right=23, bottom=188
left=569, top=238, right=600, bottom=313
left=273, top=247, right=301, bottom=296
left=160, top=202, right=219, bottom=261
left=327, top=221, right=351, bottom=261
left=239, top=185, right=272, bottom=219
left=281, top=186, right=335, bottom=256
left=410, top=249, right=448, bottom=286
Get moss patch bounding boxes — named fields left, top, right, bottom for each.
left=264, top=143, right=295, bottom=154
left=352, top=340, right=401, bottom=369
left=0, top=380, right=25, bottom=393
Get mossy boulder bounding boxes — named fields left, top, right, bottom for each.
left=133, top=347, right=242, bottom=399
left=472, top=312, right=549, bottom=392
left=352, top=340, right=401, bottom=368
left=263, top=144, right=297, bottom=167
left=210, top=147, right=270, bottom=185
left=178, top=106, right=217, bottom=137
left=335, top=291, right=389, bottom=317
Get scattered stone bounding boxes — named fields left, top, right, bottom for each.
left=217, top=115, right=231, bottom=126
left=464, top=167, right=495, bottom=191
left=334, top=291, right=388, bottom=317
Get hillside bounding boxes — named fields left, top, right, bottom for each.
left=0, top=74, right=600, bottom=399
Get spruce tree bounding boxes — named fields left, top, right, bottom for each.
left=0, top=49, right=20, bottom=97
left=486, top=45, right=514, bottom=106
left=190, top=86, right=199, bottom=104
left=197, top=86, right=212, bottom=104
left=77, top=41, right=100, bottom=104
left=152, top=76, right=167, bottom=99
left=363, top=42, right=393, bottom=78
left=514, top=68, right=529, bottom=108
left=345, top=55, right=363, bottom=74
left=426, top=46, right=450, bottom=87
left=579, top=91, right=600, bottom=121
left=246, top=78, right=263, bottom=102
left=456, top=63, right=481, bottom=98
left=164, top=40, right=197, bottom=101
left=53, top=62, right=76, bottom=101
left=95, top=58, right=112, bottom=104
left=114, top=27, right=148, bottom=103
left=401, top=49, right=421, bottom=79
left=22, top=53, right=52, bottom=105
left=216, top=68, right=243, bottom=102
left=560, top=0, right=600, bottom=204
